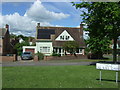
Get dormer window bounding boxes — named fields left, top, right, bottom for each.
left=60, top=35, right=70, bottom=40
left=60, top=36, right=62, bottom=39
left=66, top=36, right=69, bottom=40
left=60, top=36, right=64, bottom=40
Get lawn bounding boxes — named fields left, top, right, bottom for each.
left=2, top=65, right=119, bottom=88
left=40, top=59, right=112, bottom=63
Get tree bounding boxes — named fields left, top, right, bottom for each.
left=10, top=33, right=17, bottom=38
left=17, top=34, right=29, bottom=41
left=73, top=2, right=120, bottom=62
left=63, top=41, right=79, bottom=55
left=14, top=41, right=30, bottom=56
left=85, top=37, right=112, bottom=59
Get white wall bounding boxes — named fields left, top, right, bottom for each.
left=55, top=30, right=74, bottom=41
left=36, top=42, right=53, bottom=56
left=83, top=31, right=89, bottom=40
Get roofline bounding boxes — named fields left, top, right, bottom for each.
left=38, top=26, right=80, bottom=29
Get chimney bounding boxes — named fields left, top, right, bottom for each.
left=36, top=23, right=40, bottom=39
left=80, top=23, right=83, bottom=37
left=5, top=24, right=9, bottom=30
left=37, top=23, right=40, bottom=27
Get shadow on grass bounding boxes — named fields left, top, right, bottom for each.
left=89, top=61, right=120, bottom=65
left=96, top=78, right=120, bottom=83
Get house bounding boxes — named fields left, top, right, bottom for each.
left=111, top=38, right=120, bottom=49
left=28, top=37, right=36, bottom=45
left=19, top=38, right=24, bottom=43
left=0, top=24, right=12, bottom=55
left=109, top=38, right=120, bottom=55
left=23, top=23, right=86, bottom=56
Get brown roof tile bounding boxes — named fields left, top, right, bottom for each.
left=37, top=26, right=86, bottom=48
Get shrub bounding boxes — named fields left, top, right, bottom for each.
left=52, top=52, right=61, bottom=57
left=36, top=52, right=44, bottom=60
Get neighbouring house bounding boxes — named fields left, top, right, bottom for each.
left=0, top=24, right=13, bottom=56
left=23, top=23, right=86, bottom=56
left=28, top=37, right=36, bottom=45
left=110, top=38, right=120, bottom=49
left=109, top=38, right=120, bottom=55
left=19, top=38, right=24, bottom=43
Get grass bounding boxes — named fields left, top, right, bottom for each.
left=2, top=65, right=119, bottom=88
left=40, top=59, right=113, bottom=63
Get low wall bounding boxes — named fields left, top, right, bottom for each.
left=1, top=54, right=17, bottom=62
left=44, top=55, right=87, bottom=61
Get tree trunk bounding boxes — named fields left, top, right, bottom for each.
left=113, top=37, right=117, bottom=63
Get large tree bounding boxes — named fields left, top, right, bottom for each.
left=73, top=2, right=120, bottom=62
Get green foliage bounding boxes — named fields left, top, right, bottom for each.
left=14, top=41, right=30, bottom=56
left=87, top=37, right=112, bottom=54
left=31, top=43, right=36, bottom=46
left=10, top=34, right=35, bottom=55
left=52, top=52, right=61, bottom=57
left=10, top=33, right=17, bottom=38
left=63, top=41, right=79, bottom=54
left=73, top=2, right=120, bottom=61
left=36, top=52, right=44, bottom=60
left=17, top=35, right=29, bottom=41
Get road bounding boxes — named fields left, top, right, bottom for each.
left=2, top=60, right=92, bottom=67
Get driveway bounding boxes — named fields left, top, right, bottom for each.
left=2, top=60, right=92, bottom=67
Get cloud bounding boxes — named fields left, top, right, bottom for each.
left=1, top=0, right=69, bottom=36
left=25, top=0, right=69, bottom=22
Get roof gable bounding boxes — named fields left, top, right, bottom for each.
left=55, top=30, right=74, bottom=41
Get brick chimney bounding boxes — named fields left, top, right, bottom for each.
left=5, top=24, right=9, bottom=30
left=36, top=23, right=40, bottom=39
left=80, top=23, right=83, bottom=37
left=37, top=23, right=40, bottom=28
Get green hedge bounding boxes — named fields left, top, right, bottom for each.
left=52, top=52, right=61, bottom=57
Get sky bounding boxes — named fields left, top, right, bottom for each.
left=1, top=0, right=85, bottom=37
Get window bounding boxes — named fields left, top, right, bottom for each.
left=66, top=36, right=69, bottom=40
left=79, top=49, right=82, bottom=53
left=60, top=36, right=62, bottom=39
left=40, top=47, right=42, bottom=52
left=60, top=35, right=70, bottom=40
left=40, top=47, right=50, bottom=53
left=43, top=47, right=47, bottom=52
left=47, top=47, right=50, bottom=52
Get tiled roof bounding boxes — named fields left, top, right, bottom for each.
left=37, top=29, right=55, bottom=39
left=37, top=26, right=86, bottom=48
left=53, top=28, right=85, bottom=48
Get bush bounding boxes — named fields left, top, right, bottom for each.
left=52, top=52, right=61, bottom=57
left=36, top=52, right=44, bottom=60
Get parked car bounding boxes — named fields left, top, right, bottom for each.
left=21, top=52, right=33, bottom=60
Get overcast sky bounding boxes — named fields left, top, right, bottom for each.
left=1, top=0, right=84, bottom=37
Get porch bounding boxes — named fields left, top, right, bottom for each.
left=53, top=47, right=85, bottom=56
